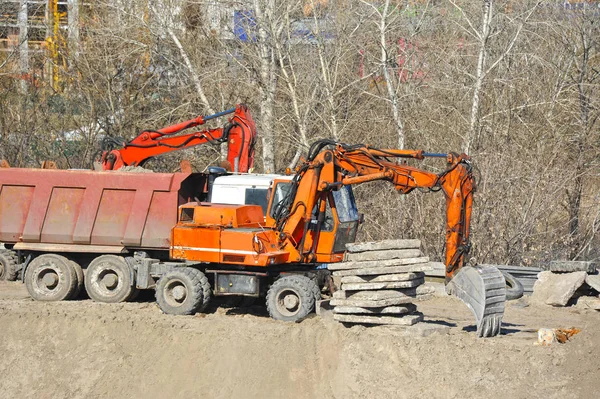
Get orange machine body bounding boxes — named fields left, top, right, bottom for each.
left=170, top=203, right=290, bottom=266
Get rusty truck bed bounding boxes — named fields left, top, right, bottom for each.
left=0, top=169, right=209, bottom=252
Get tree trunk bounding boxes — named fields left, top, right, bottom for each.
left=380, top=0, right=404, bottom=150
left=465, top=0, right=492, bottom=154
left=254, top=0, right=277, bottom=173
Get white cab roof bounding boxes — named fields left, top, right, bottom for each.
left=213, top=174, right=293, bottom=187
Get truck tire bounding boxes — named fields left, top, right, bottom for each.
left=266, top=275, right=318, bottom=322
left=156, top=268, right=211, bottom=315
left=25, top=254, right=77, bottom=301
left=0, top=249, right=18, bottom=281
left=85, top=255, right=138, bottom=303
left=68, top=260, right=84, bottom=299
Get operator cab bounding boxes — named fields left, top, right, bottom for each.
left=267, top=180, right=361, bottom=262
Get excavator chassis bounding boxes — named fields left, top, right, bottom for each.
left=446, top=265, right=506, bottom=337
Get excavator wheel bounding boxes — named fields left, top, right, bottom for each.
left=25, top=254, right=78, bottom=301
left=156, top=268, right=211, bottom=316
left=85, top=255, right=138, bottom=303
left=446, top=265, right=506, bottom=338
left=266, top=275, right=318, bottom=322
left=0, top=249, right=18, bottom=281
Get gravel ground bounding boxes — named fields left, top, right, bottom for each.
left=0, top=281, right=598, bottom=399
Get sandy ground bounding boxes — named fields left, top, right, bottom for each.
left=0, top=281, right=598, bottom=399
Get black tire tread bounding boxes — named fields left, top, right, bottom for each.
left=85, top=255, right=136, bottom=303
left=502, top=271, right=524, bottom=300
left=156, top=268, right=211, bottom=315
left=68, top=260, right=85, bottom=299
left=266, top=275, right=318, bottom=322
left=0, top=249, right=18, bottom=281
left=25, top=254, right=77, bottom=301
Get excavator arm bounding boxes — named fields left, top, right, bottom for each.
left=273, top=140, right=505, bottom=337
left=100, top=104, right=257, bottom=172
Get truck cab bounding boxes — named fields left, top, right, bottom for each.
left=210, top=174, right=294, bottom=216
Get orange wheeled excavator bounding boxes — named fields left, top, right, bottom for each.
left=99, top=104, right=257, bottom=172
left=163, top=140, right=505, bottom=337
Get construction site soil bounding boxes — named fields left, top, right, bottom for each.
left=1, top=281, right=598, bottom=399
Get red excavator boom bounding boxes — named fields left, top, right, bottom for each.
left=100, top=104, right=257, bottom=172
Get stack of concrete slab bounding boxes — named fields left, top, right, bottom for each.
left=327, top=239, right=434, bottom=326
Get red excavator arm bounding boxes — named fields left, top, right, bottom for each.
left=100, top=104, right=257, bottom=172
left=270, top=140, right=505, bottom=336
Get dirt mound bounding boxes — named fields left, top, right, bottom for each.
left=0, top=282, right=598, bottom=398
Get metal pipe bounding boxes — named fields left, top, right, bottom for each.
left=423, top=152, right=447, bottom=158
left=204, top=107, right=236, bottom=122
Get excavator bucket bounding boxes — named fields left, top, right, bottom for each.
left=446, top=265, right=506, bottom=337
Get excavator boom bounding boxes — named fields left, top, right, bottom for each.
left=100, top=104, right=257, bottom=172
left=271, top=140, right=505, bottom=337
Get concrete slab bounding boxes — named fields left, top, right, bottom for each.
left=333, top=304, right=417, bottom=314
left=544, top=261, right=596, bottom=273
left=531, top=271, right=587, bottom=306
left=330, top=293, right=433, bottom=308
left=345, top=239, right=421, bottom=253
left=340, top=272, right=424, bottom=284
left=334, top=312, right=423, bottom=326
left=334, top=285, right=434, bottom=300
left=345, top=248, right=422, bottom=262
left=585, top=273, right=600, bottom=293
left=332, top=262, right=432, bottom=277
left=331, top=286, right=435, bottom=307
left=425, top=261, right=446, bottom=278
left=342, top=277, right=425, bottom=291
left=328, top=256, right=429, bottom=271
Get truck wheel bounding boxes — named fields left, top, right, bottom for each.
left=156, top=268, right=211, bottom=315
left=85, top=255, right=138, bottom=303
left=266, top=275, right=318, bottom=322
left=0, top=249, right=18, bottom=281
left=25, top=254, right=77, bottom=301
left=68, top=260, right=84, bottom=299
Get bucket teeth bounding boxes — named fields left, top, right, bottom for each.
left=446, top=265, right=506, bottom=337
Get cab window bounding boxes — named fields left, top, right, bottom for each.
left=245, top=188, right=269, bottom=214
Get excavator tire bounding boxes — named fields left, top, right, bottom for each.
left=25, top=254, right=78, bottom=301
left=156, top=268, right=211, bottom=315
left=266, top=275, right=318, bottom=322
left=0, top=249, right=18, bottom=281
left=446, top=265, right=506, bottom=338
